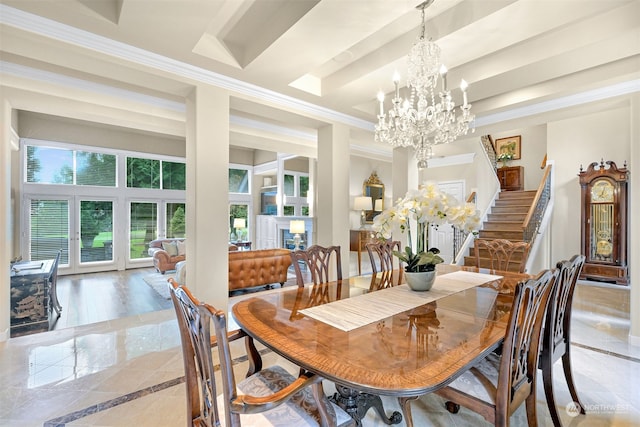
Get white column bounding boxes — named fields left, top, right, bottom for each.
left=185, top=85, right=230, bottom=311
left=629, top=93, right=640, bottom=346
left=317, top=124, right=350, bottom=277
left=0, top=98, right=12, bottom=341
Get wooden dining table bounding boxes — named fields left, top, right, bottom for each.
left=232, top=264, right=531, bottom=426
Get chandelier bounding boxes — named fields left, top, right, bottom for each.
left=374, top=0, right=474, bottom=169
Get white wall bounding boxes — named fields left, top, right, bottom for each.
left=547, top=105, right=631, bottom=264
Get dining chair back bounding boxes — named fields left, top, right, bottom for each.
left=291, top=245, right=342, bottom=287
left=430, top=269, right=558, bottom=427
left=168, top=278, right=352, bottom=427
left=365, top=240, right=403, bottom=290
left=540, top=254, right=586, bottom=426
left=474, top=238, right=531, bottom=273
left=49, top=249, right=63, bottom=318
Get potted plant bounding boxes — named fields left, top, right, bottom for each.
left=372, top=182, right=481, bottom=291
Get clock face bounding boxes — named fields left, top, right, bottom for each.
left=590, top=179, right=614, bottom=203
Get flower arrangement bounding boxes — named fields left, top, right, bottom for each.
left=497, top=152, right=514, bottom=166
left=372, top=182, right=481, bottom=273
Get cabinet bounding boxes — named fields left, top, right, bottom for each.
left=578, top=160, right=629, bottom=285
left=497, top=166, right=524, bottom=191
left=350, top=229, right=376, bottom=275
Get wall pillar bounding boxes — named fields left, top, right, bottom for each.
left=0, top=98, right=12, bottom=341
left=185, top=85, right=230, bottom=311
left=316, top=124, right=350, bottom=277
left=629, top=93, right=639, bottom=346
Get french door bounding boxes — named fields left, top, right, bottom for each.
left=26, top=196, right=117, bottom=274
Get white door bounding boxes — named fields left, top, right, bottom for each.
left=429, top=181, right=465, bottom=264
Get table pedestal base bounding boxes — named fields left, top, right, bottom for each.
left=330, top=384, right=402, bottom=427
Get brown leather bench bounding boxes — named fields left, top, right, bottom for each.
left=228, top=248, right=291, bottom=293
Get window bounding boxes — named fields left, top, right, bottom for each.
left=130, top=202, right=157, bottom=259
left=127, top=157, right=160, bottom=189
left=167, top=203, right=186, bottom=238
left=76, top=151, right=116, bottom=186
left=162, top=161, right=186, bottom=190
left=229, top=168, right=250, bottom=193
left=26, top=146, right=116, bottom=186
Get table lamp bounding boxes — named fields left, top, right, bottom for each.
left=232, top=218, right=246, bottom=241
left=353, top=196, right=372, bottom=228
left=289, top=220, right=305, bottom=250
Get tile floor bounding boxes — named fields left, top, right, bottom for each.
left=1, top=261, right=639, bottom=426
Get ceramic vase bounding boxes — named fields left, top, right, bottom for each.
left=404, top=270, right=436, bottom=291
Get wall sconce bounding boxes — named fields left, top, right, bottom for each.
left=289, top=220, right=305, bottom=250
left=353, top=196, right=372, bottom=229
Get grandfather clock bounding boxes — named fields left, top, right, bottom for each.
left=578, top=160, right=629, bottom=285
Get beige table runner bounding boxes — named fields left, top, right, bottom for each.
left=299, top=271, right=502, bottom=331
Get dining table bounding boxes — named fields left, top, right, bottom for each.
left=231, top=264, right=531, bottom=427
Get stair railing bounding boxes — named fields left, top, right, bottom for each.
left=522, top=164, right=553, bottom=242
left=480, top=135, right=498, bottom=169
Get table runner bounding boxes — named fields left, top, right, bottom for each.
left=299, top=271, right=502, bottom=331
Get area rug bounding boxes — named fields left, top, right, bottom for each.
left=142, top=273, right=174, bottom=300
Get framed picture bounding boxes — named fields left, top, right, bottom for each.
left=494, top=135, right=521, bottom=160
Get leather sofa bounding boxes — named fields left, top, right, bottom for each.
left=148, top=238, right=186, bottom=274
left=228, top=248, right=292, bottom=292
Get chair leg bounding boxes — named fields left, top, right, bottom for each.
left=562, top=350, right=586, bottom=414
left=541, top=355, right=562, bottom=427
left=525, top=390, right=538, bottom=427
left=398, top=396, right=418, bottom=427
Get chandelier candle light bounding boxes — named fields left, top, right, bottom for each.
left=375, top=0, right=474, bottom=169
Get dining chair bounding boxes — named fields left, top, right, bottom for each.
left=291, top=244, right=342, bottom=287
left=398, top=269, right=557, bottom=427
left=474, top=238, right=531, bottom=273
left=48, top=249, right=63, bottom=318
left=365, top=240, right=402, bottom=290
left=167, top=278, right=353, bottom=427
left=540, top=254, right=586, bottom=426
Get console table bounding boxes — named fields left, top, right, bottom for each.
left=350, top=229, right=376, bottom=275
left=497, top=165, right=524, bottom=191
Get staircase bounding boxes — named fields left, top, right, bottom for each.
left=464, top=190, right=536, bottom=270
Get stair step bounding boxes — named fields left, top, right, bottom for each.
left=478, top=230, right=523, bottom=240
left=497, top=190, right=536, bottom=199
left=492, top=205, right=530, bottom=214
left=487, top=213, right=527, bottom=222
left=482, top=222, right=523, bottom=231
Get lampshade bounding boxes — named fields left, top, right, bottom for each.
left=289, top=220, right=305, bottom=234
left=354, top=196, right=373, bottom=211
left=374, top=199, right=383, bottom=212
left=233, top=218, right=246, bottom=229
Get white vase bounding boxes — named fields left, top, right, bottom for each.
left=404, top=271, right=436, bottom=291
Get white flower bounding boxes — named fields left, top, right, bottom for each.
left=372, top=182, right=481, bottom=257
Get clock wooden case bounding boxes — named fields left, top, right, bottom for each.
left=578, top=160, right=629, bottom=285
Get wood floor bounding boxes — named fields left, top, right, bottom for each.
left=41, top=253, right=363, bottom=334
left=50, top=267, right=173, bottom=331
